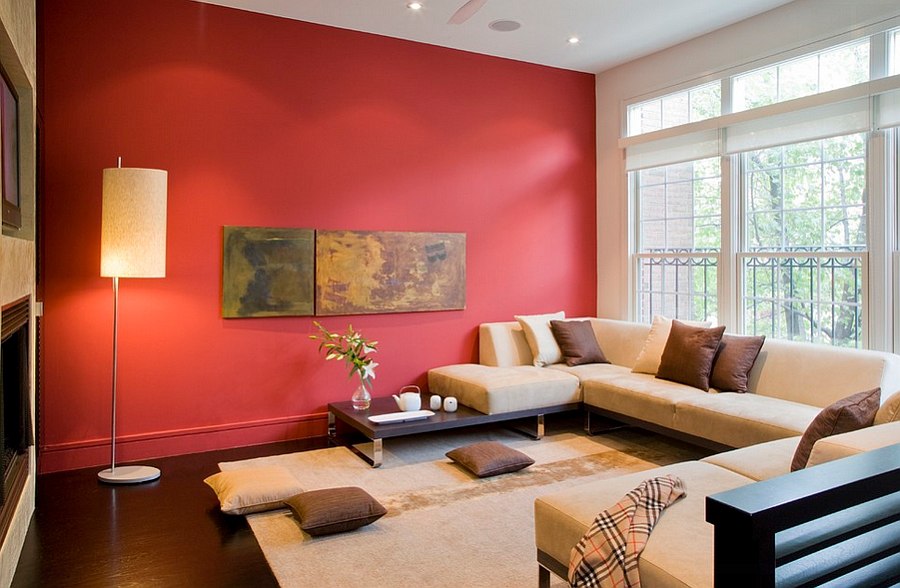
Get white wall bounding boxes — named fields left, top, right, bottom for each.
left=595, top=0, right=900, bottom=319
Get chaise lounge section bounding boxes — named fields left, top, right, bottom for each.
left=534, top=420, right=900, bottom=587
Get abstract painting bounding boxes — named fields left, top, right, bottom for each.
left=222, top=226, right=315, bottom=318
left=315, top=230, right=466, bottom=315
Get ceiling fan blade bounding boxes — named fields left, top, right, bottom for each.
left=448, top=0, right=488, bottom=24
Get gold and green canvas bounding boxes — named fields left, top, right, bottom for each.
left=222, top=226, right=315, bottom=318
left=316, top=230, right=466, bottom=315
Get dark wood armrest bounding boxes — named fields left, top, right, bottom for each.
left=706, top=443, right=900, bottom=587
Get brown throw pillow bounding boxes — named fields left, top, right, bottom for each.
left=709, top=334, right=766, bottom=392
left=285, top=487, right=387, bottom=536
left=446, top=441, right=534, bottom=478
left=791, top=387, right=881, bottom=471
left=550, top=320, right=609, bottom=366
left=655, top=320, right=726, bottom=391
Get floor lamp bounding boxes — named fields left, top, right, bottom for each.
left=98, top=160, right=168, bottom=484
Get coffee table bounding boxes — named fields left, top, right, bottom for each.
left=328, top=396, right=576, bottom=467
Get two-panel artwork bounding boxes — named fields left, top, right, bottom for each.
left=222, top=226, right=466, bottom=318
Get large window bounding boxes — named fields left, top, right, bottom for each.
left=626, top=25, right=900, bottom=350
left=733, top=39, right=870, bottom=112
left=741, top=134, right=867, bottom=347
left=635, top=158, right=720, bottom=323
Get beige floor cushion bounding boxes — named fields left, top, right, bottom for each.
left=534, top=461, right=753, bottom=588
left=427, top=363, right=580, bottom=414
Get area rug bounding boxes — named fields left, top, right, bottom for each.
left=219, top=425, right=707, bottom=588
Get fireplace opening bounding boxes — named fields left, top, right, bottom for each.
left=0, top=296, right=33, bottom=539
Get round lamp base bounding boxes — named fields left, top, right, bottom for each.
left=98, top=465, right=161, bottom=484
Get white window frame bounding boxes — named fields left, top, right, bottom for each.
left=631, top=157, right=723, bottom=324
left=624, top=25, right=900, bottom=350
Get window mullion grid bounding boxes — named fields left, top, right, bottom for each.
left=864, top=130, right=888, bottom=350
left=871, top=29, right=889, bottom=80
left=721, top=154, right=737, bottom=331
left=629, top=172, right=640, bottom=322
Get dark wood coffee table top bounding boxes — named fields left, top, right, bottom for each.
left=328, top=396, right=490, bottom=440
left=327, top=395, right=578, bottom=467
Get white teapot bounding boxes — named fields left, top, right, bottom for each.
left=393, top=385, right=422, bottom=412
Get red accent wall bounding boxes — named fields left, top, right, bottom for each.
left=38, top=0, right=597, bottom=472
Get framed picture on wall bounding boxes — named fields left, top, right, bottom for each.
left=0, top=72, right=19, bottom=229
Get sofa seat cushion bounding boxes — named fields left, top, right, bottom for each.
left=674, top=393, right=820, bottom=448
left=534, top=461, right=753, bottom=588
left=807, top=420, right=900, bottom=468
left=701, top=437, right=800, bottom=481
left=548, top=362, right=630, bottom=380
left=582, top=373, right=708, bottom=429
left=426, top=364, right=580, bottom=415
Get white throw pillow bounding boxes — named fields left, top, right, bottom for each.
left=632, top=315, right=710, bottom=375
left=515, top=311, right=565, bottom=367
left=204, top=466, right=302, bottom=515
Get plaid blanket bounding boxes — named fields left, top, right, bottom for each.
left=568, top=475, right=686, bottom=588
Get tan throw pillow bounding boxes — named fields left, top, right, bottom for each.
left=204, top=466, right=302, bottom=515
left=550, top=320, right=609, bottom=366
left=655, top=321, right=726, bottom=391
left=791, top=387, right=881, bottom=471
left=874, top=390, right=900, bottom=425
left=286, top=486, right=387, bottom=536
left=709, top=334, right=765, bottom=392
left=446, top=441, right=535, bottom=478
left=515, top=311, right=565, bottom=366
left=632, top=315, right=710, bottom=375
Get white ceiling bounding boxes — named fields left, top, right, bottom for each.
left=194, top=0, right=797, bottom=73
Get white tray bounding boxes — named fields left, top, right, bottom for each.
left=368, top=410, right=434, bottom=424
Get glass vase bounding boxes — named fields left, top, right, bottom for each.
left=351, top=379, right=372, bottom=411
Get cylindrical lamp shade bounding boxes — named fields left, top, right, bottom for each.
left=101, top=167, right=168, bottom=278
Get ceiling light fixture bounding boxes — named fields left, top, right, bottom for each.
left=568, top=36, right=580, bottom=45
left=407, top=1, right=423, bottom=10
left=488, top=19, right=521, bottom=32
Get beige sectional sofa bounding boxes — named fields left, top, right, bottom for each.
left=427, top=317, right=900, bottom=587
left=428, top=318, right=900, bottom=448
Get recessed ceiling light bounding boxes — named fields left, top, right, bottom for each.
left=568, top=36, right=580, bottom=45
left=407, top=2, right=423, bottom=10
left=489, top=20, right=521, bottom=32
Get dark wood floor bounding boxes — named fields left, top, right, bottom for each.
left=11, top=437, right=329, bottom=588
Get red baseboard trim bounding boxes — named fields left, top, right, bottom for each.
left=38, top=412, right=330, bottom=474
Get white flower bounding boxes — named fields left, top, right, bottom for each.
left=361, top=361, right=378, bottom=381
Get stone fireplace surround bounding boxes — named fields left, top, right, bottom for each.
left=1, top=294, right=33, bottom=522
left=0, top=236, right=35, bottom=587
left=0, top=1, right=37, bottom=585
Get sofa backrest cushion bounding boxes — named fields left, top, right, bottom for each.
left=591, top=319, right=651, bottom=369
left=748, top=338, right=900, bottom=408
left=479, top=322, right=533, bottom=367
